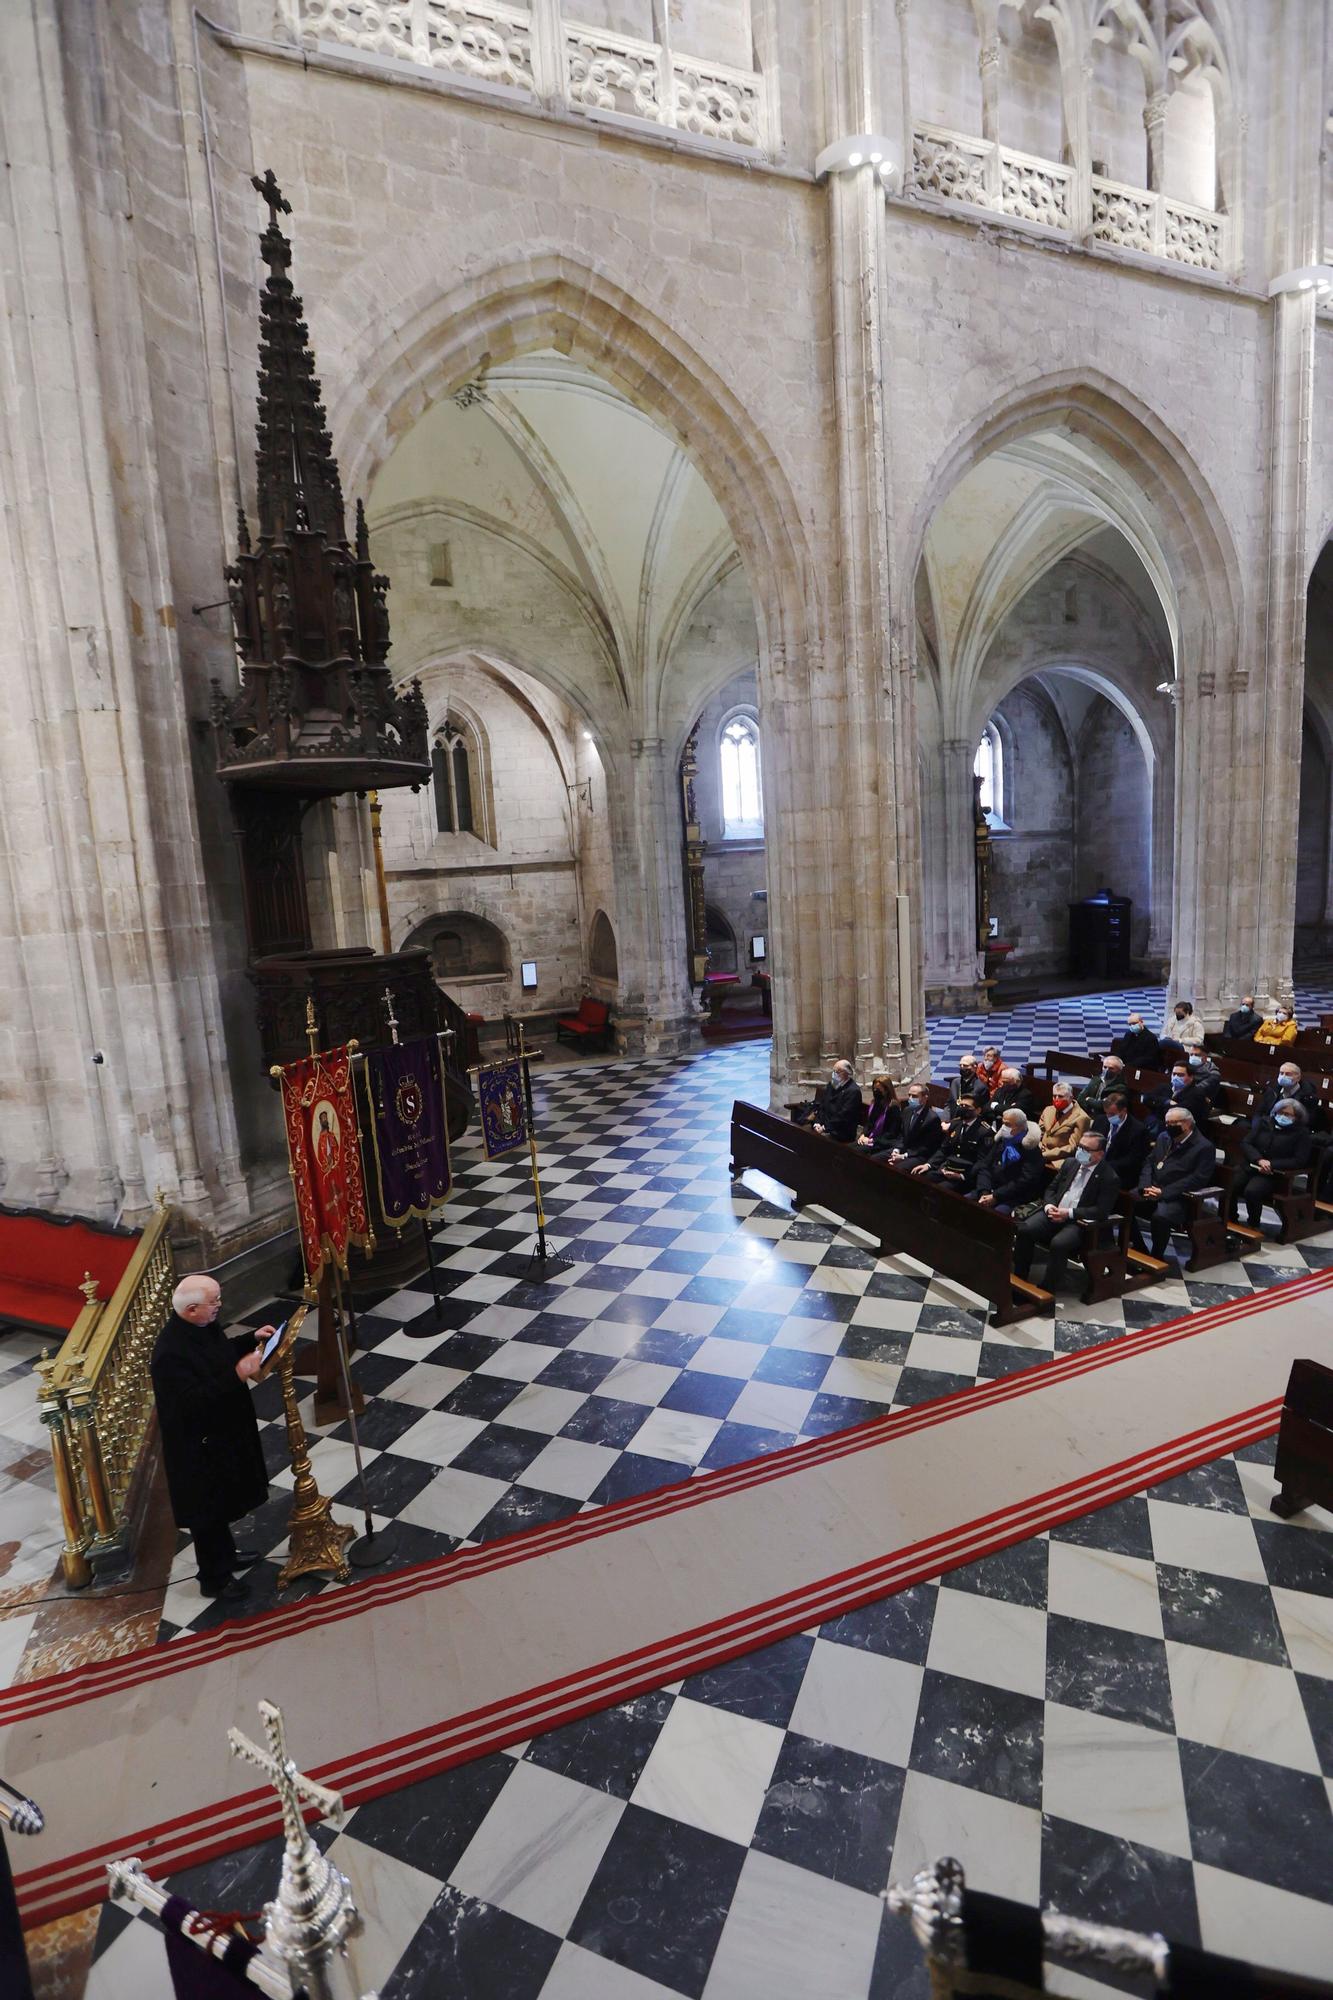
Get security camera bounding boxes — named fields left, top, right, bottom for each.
left=90, top=1050, right=105, bottom=1065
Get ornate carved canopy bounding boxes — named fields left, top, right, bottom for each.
left=211, top=171, right=429, bottom=794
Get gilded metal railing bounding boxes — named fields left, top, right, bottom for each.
left=35, top=1212, right=175, bottom=1588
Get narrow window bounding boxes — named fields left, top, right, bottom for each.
left=720, top=716, right=763, bottom=837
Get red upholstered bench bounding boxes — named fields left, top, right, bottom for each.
left=0, top=1206, right=140, bottom=1336
left=555, top=996, right=613, bottom=1053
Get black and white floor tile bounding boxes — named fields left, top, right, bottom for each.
left=80, top=989, right=1333, bottom=1992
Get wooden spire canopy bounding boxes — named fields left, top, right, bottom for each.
left=211, top=171, right=429, bottom=794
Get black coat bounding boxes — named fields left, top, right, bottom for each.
left=1242, top=1118, right=1313, bottom=1174
left=858, top=1096, right=904, bottom=1156
left=1137, top=1128, right=1217, bottom=1198
left=1225, top=1007, right=1263, bottom=1041
left=1076, top=1069, right=1127, bottom=1115
left=150, top=1312, right=269, bottom=1530
left=986, top=1083, right=1037, bottom=1125
left=812, top=1076, right=865, bottom=1143
left=1044, top=1154, right=1121, bottom=1223
left=891, top=1103, right=944, bottom=1166
left=1256, top=1080, right=1324, bottom=1132
left=947, top=1072, right=991, bottom=1119
left=1112, top=1028, right=1162, bottom=1069
left=1148, top=1080, right=1213, bottom=1131
left=973, top=1135, right=1047, bottom=1206
left=1092, top=1111, right=1153, bottom=1189
left=930, top=1112, right=993, bottom=1180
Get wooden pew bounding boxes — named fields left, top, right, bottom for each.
left=729, top=1100, right=1056, bottom=1327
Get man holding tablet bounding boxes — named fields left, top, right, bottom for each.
left=150, top=1275, right=277, bottom=1602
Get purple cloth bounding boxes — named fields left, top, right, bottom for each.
left=161, top=1896, right=262, bottom=1996
left=364, top=1037, right=452, bottom=1225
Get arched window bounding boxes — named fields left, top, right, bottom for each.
left=589, top=910, right=618, bottom=981
left=720, top=714, right=763, bottom=838
left=433, top=717, right=478, bottom=835
left=975, top=724, right=1004, bottom=826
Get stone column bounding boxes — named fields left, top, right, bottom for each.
left=816, top=0, right=930, bottom=1085
left=616, top=737, right=697, bottom=1056
left=1143, top=90, right=1168, bottom=193
left=930, top=741, right=988, bottom=1008
left=978, top=39, right=1002, bottom=145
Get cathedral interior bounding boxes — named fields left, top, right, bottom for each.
left=2, top=1, right=1333, bottom=1995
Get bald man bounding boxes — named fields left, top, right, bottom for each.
left=150, top=1275, right=276, bottom=1601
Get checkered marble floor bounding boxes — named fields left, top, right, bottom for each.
left=153, top=1039, right=1333, bottom=1645
left=87, top=1432, right=1333, bottom=1999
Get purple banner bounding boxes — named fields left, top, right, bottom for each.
left=364, top=1037, right=452, bottom=1227
left=477, top=1058, right=528, bottom=1159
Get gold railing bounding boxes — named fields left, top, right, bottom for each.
left=35, top=1212, right=175, bottom=1588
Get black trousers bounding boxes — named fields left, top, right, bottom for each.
left=1013, top=1213, right=1083, bottom=1290
left=1131, top=1195, right=1189, bottom=1258
left=1228, top=1168, right=1280, bottom=1226
left=192, top=1518, right=238, bottom=1586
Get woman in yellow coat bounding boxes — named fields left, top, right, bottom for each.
left=1254, top=1006, right=1299, bottom=1047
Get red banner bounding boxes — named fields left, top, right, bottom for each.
left=278, top=1046, right=374, bottom=1280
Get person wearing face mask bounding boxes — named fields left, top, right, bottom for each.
left=1130, top=1110, right=1218, bottom=1260
left=1091, top=1090, right=1152, bottom=1189
left=1012, top=1131, right=1119, bottom=1292
left=1228, top=1100, right=1312, bottom=1230
left=1255, top=1063, right=1323, bottom=1130
left=886, top=1086, right=944, bottom=1171
left=1149, top=1062, right=1213, bottom=1135
left=977, top=1046, right=1006, bottom=1095
left=1185, top=1049, right=1222, bottom=1104
left=1224, top=994, right=1264, bottom=1041
left=1076, top=1052, right=1125, bottom=1115
left=1254, top=1004, right=1299, bottom=1048
left=917, top=1095, right=992, bottom=1189
left=150, top=1275, right=275, bottom=1601
left=1112, top=1013, right=1161, bottom=1070
left=857, top=1075, right=904, bottom=1157
left=986, top=1065, right=1037, bottom=1126
left=971, top=1109, right=1047, bottom=1214
left=799, top=1058, right=863, bottom=1142
left=1160, top=999, right=1204, bottom=1060
left=947, top=1054, right=991, bottom=1119
left=1036, top=1083, right=1089, bottom=1173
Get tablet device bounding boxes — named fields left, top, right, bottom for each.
left=259, top=1319, right=288, bottom=1365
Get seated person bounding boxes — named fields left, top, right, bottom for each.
left=796, top=1059, right=863, bottom=1142
left=1255, top=1061, right=1324, bottom=1131
left=1112, top=1012, right=1161, bottom=1069
left=1184, top=1049, right=1222, bottom=1104
left=886, top=1084, right=944, bottom=1170
left=1076, top=1053, right=1126, bottom=1115
left=1130, top=1109, right=1218, bottom=1259
left=1160, top=999, right=1205, bottom=1060
left=1037, top=1082, right=1089, bottom=1174
left=1254, top=1005, right=1299, bottom=1048
left=1228, top=1100, right=1312, bottom=1230
left=1092, top=1089, right=1152, bottom=1190
left=971, top=1110, right=1047, bottom=1214
left=947, top=1054, right=991, bottom=1119
left=986, top=1065, right=1037, bottom=1125
left=915, top=1096, right=992, bottom=1190
left=1224, top=993, right=1264, bottom=1041
left=977, top=1046, right=1006, bottom=1095
left=1013, top=1131, right=1120, bottom=1293
left=1147, top=1061, right=1214, bottom=1134
left=856, top=1075, right=903, bottom=1157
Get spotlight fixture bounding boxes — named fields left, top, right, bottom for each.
left=1267, top=264, right=1333, bottom=298
left=815, top=135, right=901, bottom=185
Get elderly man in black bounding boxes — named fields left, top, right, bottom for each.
left=1130, top=1110, right=1218, bottom=1260
left=800, top=1059, right=863, bottom=1142
left=1013, top=1130, right=1120, bottom=1293
left=1224, top=994, right=1264, bottom=1041
left=150, top=1274, right=276, bottom=1601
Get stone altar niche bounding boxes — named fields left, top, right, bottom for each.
left=211, top=174, right=468, bottom=1308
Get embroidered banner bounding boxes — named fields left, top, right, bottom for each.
left=476, top=1058, right=528, bottom=1159
left=364, top=1037, right=452, bottom=1228
left=277, top=1046, right=374, bottom=1279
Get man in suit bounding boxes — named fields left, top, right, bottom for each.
left=804, top=1059, right=863, bottom=1142
left=972, top=1110, right=1047, bottom=1214
left=1254, top=1062, right=1324, bottom=1132
left=1076, top=1053, right=1126, bottom=1115
left=1092, top=1090, right=1152, bottom=1190
left=1013, top=1131, right=1120, bottom=1292
left=1224, top=994, right=1263, bottom=1041
left=1147, top=1062, right=1213, bottom=1135
left=150, top=1275, right=275, bottom=1601
left=947, top=1055, right=990, bottom=1119
left=886, top=1085, right=944, bottom=1171
left=986, top=1066, right=1037, bottom=1125
left=1130, top=1110, right=1218, bottom=1259
left=917, top=1096, right=992, bottom=1190
left=1112, top=1013, right=1161, bottom=1069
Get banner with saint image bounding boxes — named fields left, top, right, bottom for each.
left=364, top=1036, right=452, bottom=1227
left=277, top=1046, right=374, bottom=1279
left=476, top=1058, right=528, bottom=1159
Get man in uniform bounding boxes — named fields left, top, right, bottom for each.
left=150, top=1275, right=275, bottom=1601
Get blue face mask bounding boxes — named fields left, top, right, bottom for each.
left=1275, top=1114, right=1295, bottom=1128
left=1172, top=1078, right=1187, bottom=1093
left=1108, top=1112, right=1124, bottom=1130
left=1188, top=1054, right=1202, bottom=1067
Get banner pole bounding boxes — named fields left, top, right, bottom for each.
left=330, top=1260, right=397, bottom=1571
left=518, top=1023, right=568, bottom=1278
